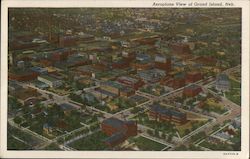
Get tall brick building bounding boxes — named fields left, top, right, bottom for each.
left=101, top=118, right=137, bottom=147
left=183, top=84, right=202, bottom=97
left=186, top=71, right=203, bottom=83
left=154, top=54, right=171, bottom=72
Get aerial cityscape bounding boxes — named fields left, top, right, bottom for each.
left=8, top=8, right=241, bottom=151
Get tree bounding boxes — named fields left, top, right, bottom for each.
left=154, top=129, right=159, bottom=137
left=161, top=133, right=166, bottom=139
left=147, top=129, right=153, bottom=135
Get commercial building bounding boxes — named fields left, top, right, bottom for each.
left=116, top=76, right=144, bottom=90
left=172, top=75, right=186, bottom=89
left=100, top=81, right=123, bottom=96
left=100, top=81, right=134, bottom=97
left=38, top=75, right=63, bottom=88
left=170, top=43, right=191, bottom=54
left=132, top=53, right=153, bottom=71
left=185, top=71, right=203, bottom=83
left=59, top=35, right=77, bottom=47
left=120, top=87, right=135, bottom=98
left=30, top=66, right=48, bottom=74
left=111, top=59, right=130, bottom=69
left=49, top=48, right=73, bottom=62
left=9, top=70, right=39, bottom=81
left=183, top=84, right=202, bottom=97
left=122, top=51, right=136, bottom=62
left=216, top=74, right=230, bottom=91
left=101, top=118, right=137, bottom=147
left=148, top=104, right=187, bottom=125
left=66, top=54, right=90, bottom=68
left=138, top=69, right=166, bottom=83
left=154, top=54, right=171, bottom=72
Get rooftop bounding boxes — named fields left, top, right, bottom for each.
left=117, top=76, right=139, bottom=83
left=104, top=132, right=125, bottom=145
left=102, top=118, right=125, bottom=130
left=38, top=75, right=60, bottom=82
left=217, top=74, right=229, bottom=81
left=59, top=103, right=75, bottom=111
left=102, top=81, right=124, bottom=89
left=150, top=104, right=186, bottom=118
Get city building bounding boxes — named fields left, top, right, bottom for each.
left=122, top=51, right=136, bottom=62
left=100, top=81, right=123, bottom=96
left=30, top=66, right=48, bottom=75
left=129, top=95, right=148, bottom=105
left=111, top=59, right=130, bottom=69
left=138, top=69, right=166, bottom=83
left=154, top=54, right=171, bottom=72
left=101, top=118, right=137, bottom=147
left=76, top=65, right=101, bottom=77
left=9, top=70, right=39, bottom=81
left=216, top=74, right=230, bottom=91
left=148, top=104, right=187, bottom=124
left=100, top=80, right=135, bottom=97
left=131, top=61, right=153, bottom=71
left=116, top=76, right=144, bottom=90
left=59, top=35, right=77, bottom=47
left=132, top=53, right=153, bottom=70
left=120, top=87, right=135, bottom=98
left=185, top=71, right=203, bottom=83
left=183, top=84, right=202, bottom=97
left=32, top=80, right=49, bottom=89
left=66, top=54, right=90, bottom=68
left=172, top=74, right=186, bottom=89
left=50, top=48, right=72, bottom=62
left=37, top=75, right=63, bottom=88
left=170, top=43, right=191, bottom=54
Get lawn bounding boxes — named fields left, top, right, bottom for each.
left=135, top=112, right=176, bottom=135
left=203, top=98, right=227, bottom=114
left=225, top=79, right=241, bottom=105
left=68, top=131, right=109, bottom=150
left=8, top=135, right=31, bottom=150
left=15, top=106, right=93, bottom=139
left=7, top=125, right=44, bottom=150
left=132, top=136, right=166, bottom=151
left=176, top=120, right=207, bottom=138
left=200, top=140, right=233, bottom=151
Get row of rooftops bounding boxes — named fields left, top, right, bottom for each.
left=150, top=104, right=186, bottom=119
left=101, top=80, right=134, bottom=93
left=117, top=76, right=139, bottom=84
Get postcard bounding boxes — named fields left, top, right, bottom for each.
left=1, top=0, right=249, bottom=158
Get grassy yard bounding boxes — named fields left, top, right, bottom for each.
left=135, top=112, right=176, bottom=135
left=68, top=131, right=109, bottom=150
left=133, top=136, right=166, bottom=151
left=7, top=125, right=44, bottom=150
left=225, top=79, right=241, bottom=105
left=176, top=120, right=207, bottom=138
left=8, top=135, right=31, bottom=150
